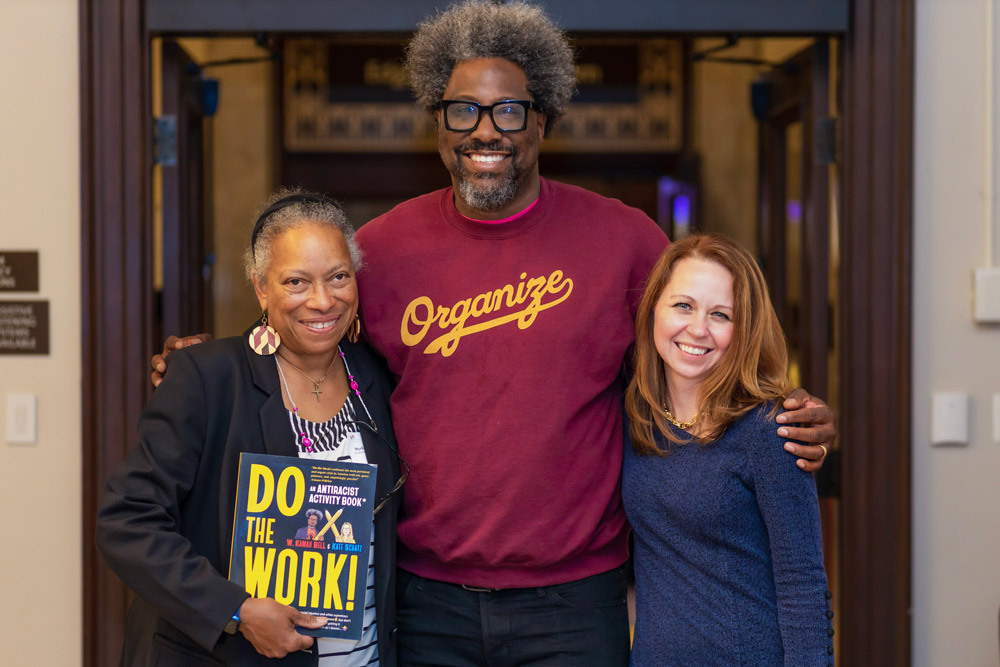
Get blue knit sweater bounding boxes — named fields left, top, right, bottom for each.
left=622, top=404, right=834, bottom=665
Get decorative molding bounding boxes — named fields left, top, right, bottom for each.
left=282, top=38, right=684, bottom=154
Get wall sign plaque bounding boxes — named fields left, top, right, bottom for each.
left=0, top=300, right=49, bottom=354
left=0, top=251, right=40, bottom=292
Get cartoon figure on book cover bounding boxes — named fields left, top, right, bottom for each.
left=336, top=522, right=356, bottom=544
left=294, top=508, right=324, bottom=541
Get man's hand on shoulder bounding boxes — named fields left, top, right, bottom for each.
left=778, top=387, right=837, bottom=472
left=151, top=333, right=213, bottom=387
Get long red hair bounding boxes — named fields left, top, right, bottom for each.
left=625, top=233, right=789, bottom=454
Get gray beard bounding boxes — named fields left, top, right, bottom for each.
left=455, top=166, right=521, bottom=212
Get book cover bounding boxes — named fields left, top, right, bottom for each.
left=228, top=452, right=377, bottom=641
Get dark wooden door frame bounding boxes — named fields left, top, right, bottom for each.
left=80, top=1, right=152, bottom=664
left=838, top=1, right=913, bottom=664
left=79, top=1, right=913, bottom=664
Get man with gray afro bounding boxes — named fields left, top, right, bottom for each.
left=355, top=2, right=645, bottom=664
left=405, top=0, right=576, bottom=135
left=355, top=1, right=834, bottom=664
left=357, top=2, right=661, bottom=663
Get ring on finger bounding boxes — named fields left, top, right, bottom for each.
left=819, top=444, right=829, bottom=460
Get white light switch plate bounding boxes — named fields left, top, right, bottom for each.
left=974, top=267, right=1000, bottom=322
left=931, top=392, right=970, bottom=446
left=6, top=394, right=37, bottom=444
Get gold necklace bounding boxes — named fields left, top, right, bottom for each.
left=276, top=353, right=339, bottom=402
left=662, top=404, right=700, bottom=430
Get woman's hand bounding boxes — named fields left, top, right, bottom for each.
left=150, top=333, right=213, bottom=387
left=778, top=388, right=837, bottom=472
left=237, top=597, right=327, bottom=658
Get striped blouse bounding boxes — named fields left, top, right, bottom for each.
left=290, top=398, right=379, bottom=666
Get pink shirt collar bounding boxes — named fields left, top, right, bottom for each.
left=459, top=197, right=540, bottom=224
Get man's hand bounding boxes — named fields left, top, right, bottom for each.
left=150, top=333, right=213, bottom=387
left=237, top=597, right=327, bottom=658
left=778, top=387, right=837, bottom=472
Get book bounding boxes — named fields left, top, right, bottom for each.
left=228, top=452, right=377, bottom=641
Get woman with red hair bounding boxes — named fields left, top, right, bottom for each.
left=623, top=234, right=834, bottom=665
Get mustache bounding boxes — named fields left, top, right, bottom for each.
left=456, top=139, right=517, bottom=155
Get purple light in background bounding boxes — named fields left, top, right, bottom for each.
left=658, top=175, right=682, bottom=196
left=658, top=175, right=695, bottom=238
left=786, top=199, right=802, bottom=224
left=673, top=194, right=691, bottom=229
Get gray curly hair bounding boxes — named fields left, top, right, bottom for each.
left=242, top=188, right=363, bottom=285
left=406, top=0, right=576, bottom=134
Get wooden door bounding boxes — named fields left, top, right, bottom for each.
left=755, top=40, right=832, bottom=399
left=158, top=40, right=213, bottom=344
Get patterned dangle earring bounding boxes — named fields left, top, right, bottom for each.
left=347, top=313, right=361, bottom=344
left=248, top=310, right=281, bottom=355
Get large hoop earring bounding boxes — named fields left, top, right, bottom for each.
left=248, top=311, right=281, bottom=355
left=347, top=313, right=361, bottom=344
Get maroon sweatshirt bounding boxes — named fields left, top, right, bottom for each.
left=357, top=178, right=667, bottom=588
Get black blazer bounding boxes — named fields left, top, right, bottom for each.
left=96, top=333, right=400, bottom=666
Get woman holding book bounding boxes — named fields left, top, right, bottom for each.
left=97, top=191, right=404, bottom=666
left=622, top=234, right=834, bottom=665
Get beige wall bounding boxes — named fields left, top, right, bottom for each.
left=0, top=0, right=82, bottom=665
left=913, top=0, right=1000, bottom=664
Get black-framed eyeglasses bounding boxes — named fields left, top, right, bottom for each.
left=434, top=99, right=540, bottom=133
left=347, top=419, right=409, bottom=517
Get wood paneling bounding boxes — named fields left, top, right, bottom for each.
left=839, top=0, right=914, bottom=663
left=80, top=0, right=151, bottom=664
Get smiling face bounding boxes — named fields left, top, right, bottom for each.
left=653, top=257, right=735, bottom=400
left=436, top=57, right=546, bottom=219
left=252, top=221, right=358, bottom=369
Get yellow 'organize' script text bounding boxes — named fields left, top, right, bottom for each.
left=400, top=269, right=573, bottom=356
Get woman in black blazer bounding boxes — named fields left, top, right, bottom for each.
left=97, top=192, right=403, bottom=666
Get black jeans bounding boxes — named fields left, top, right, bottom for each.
left=395, top=566, right=630, bottom=667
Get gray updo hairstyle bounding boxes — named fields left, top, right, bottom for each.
left=242, top=188, right=363, bottom=285
left=405, top=0, right=576, bottom=134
